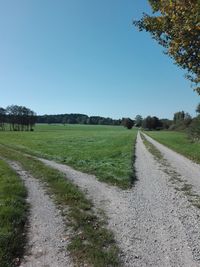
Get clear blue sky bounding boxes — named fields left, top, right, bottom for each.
left=0, top=0, right=199, bottom=119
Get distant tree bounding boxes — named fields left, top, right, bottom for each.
left=134, top=0, right=200, bottom=93
left=183, top=113, right=192, bottom=127
left=142, top=116, right=162, bottom=130
left=187, top=104, right=200, bottom=141
left=160, top=119, right=172, bottom=129
left=6, top=105, right=18, bottom=130
left=135, top=115, right=143, bottom=127
left=122, top=118, right=134, bottom=129
left=170, top=110, right=193, bottom=131
left=142, top=116, right=150, bottom=130
left=88, top=116, right=99, bottom=125
left=0, top=107, right=6, bottom=130
left=62, top=116, right=67, bottom=125
left=6, top=105, right=36, bottom=131
left=37, top=113, right=121, bottom=126
left=76, top=114, right=88, bottom=124
left=151, top=116, right=161, bottom=129
left=188, top=116, right=200, bottom=141
left=173, top=111, right=185, bottom=124
left=29, top=110, right=37, bottom=130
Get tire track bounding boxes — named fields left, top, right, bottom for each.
left=8, top=161, right=73, bottom=267
left=143, top=132, right=200, bottom=194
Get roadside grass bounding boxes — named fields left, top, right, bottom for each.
left=0, top=145, right=120, bottom=267
left=144, top=131, right=200, bottom=164
left=141, top=133, right=200, bottom=211
left=140, top=133, right=164, bottom=162
left=0, top=159, right=28, bottom=267
left=0, top=124, right=137, bottom=188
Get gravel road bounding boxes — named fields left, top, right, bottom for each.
left=8, top=161, right=73, bottom=267
left=40, top=132, right=200, bottom=267
left=143, top=132, right=200, bottom=194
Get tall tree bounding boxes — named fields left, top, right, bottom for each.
left=173, top=111, right=185, bottom=123
left=121, top=118, right=135, bottom=129
left=0, top=107, right=6, bottom=130
left=135, top=115, right=143, bottom=127
left=134, top=0, right=200, bottom=93
left=142, top=116, right=162, bottom=130
left=183, top=112, right=192, bottom=127
left=6, top=105, right=36, bottom=131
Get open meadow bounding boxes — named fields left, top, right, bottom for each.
left=1, top=126, right=200, bottom=266
left=0, top=124, right=137, bottom=187
left=145, top=131, right=200, bottom=164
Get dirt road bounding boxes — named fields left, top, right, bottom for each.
left=40, top=132, right=200, bottom=266
left=143, top=132, right=200, bottom=194
left=8, top=161, right=73, bottom=267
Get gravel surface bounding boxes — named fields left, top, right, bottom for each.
left=8, top=161, right=73, bottom=267
left=143, top=132, right=200, bottom=194
left=39, top=132, right=200, bottom=267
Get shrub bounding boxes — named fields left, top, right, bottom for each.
left=121, top=118, right=134, bottom=129
left=188, top=116, right=200, bottom=142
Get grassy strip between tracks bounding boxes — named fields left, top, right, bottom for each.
left=140, top=133, right=164, bottom=162
left=0, top=145, right=120, bottom=267
left=0, top=159, right=28, bottom=267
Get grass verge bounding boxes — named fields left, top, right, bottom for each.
left=0, top=159, right=28, bottom=267
left=0, top=145, right=120, bottom=267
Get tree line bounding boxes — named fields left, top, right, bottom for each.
left=1, top=104, right=199, bottom=141
left=134, top=103, right=200, bottom=141
left=0, top=105, right=37, bottom=131
left=37, top=114, right=122, bottom=126
left=121, top=116, right=170, bottom=130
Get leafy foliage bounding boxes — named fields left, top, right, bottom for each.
left=135, top=115, right=143, bottom=127
left=38, top=113, right=121, bottom=126
left=170, top=111, right=192, bottom=131
left=188, top=116, right=200, bottom=142
left=134, top=0, right=200, bottom=93
left=0, top=105, right=37, bottom=131
left=173, top=111, right=185, bottom=123
left=0, top=108, right=6, bottom=130
left=142, top=116, right=162, bottom=130
left=121, top=118, right=135, bottom=129
left=196, top=103, right=200, bottom=114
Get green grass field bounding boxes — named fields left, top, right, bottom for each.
left=145, top=131, right=200, bottom=164
left=0, top=124, right=137, bottom=187
left=0, top=160, right=28, bottom=267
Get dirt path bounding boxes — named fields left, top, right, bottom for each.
left=143, top=132, right=200, bottom=194
left=39, top=132, right=200, bottom=267
left=8, top=161, right=73, bottom=267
